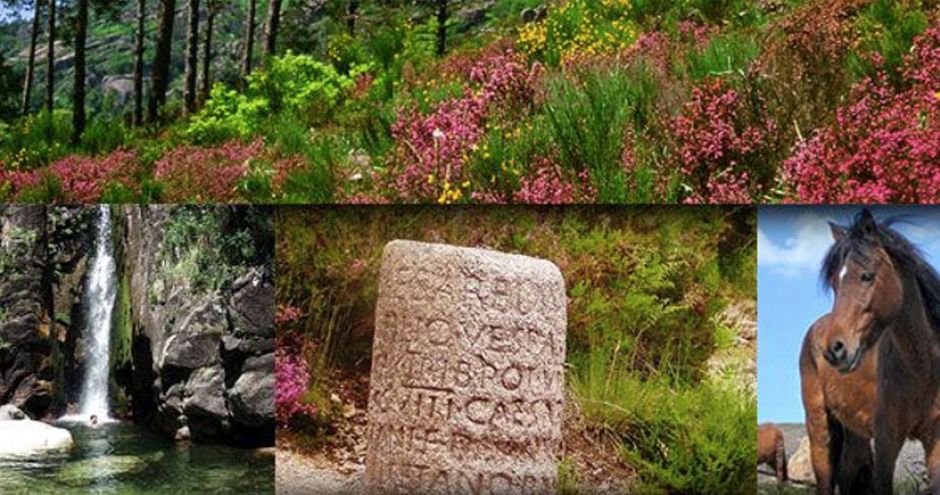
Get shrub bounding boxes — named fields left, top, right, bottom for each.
left=184, top=85, right=259, bottom=144
left=155, top=139, right=265, bottom=203
left=670, top=79, right=775, bottom=203
left=46, top=149, right=140, bottom=203
left=185, top=53, right=366, bottom=144
left=542, top=68, right=636, bottom=202
left=388, top=47, right=541, bottom=202
left=782, top=21, right=940, bottom=203
left=517, top=0, right=638, bottom=66
left=275, top=344, right=318, bottom=428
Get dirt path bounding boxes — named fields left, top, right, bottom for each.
left=276, top=449, right=364, bottom=495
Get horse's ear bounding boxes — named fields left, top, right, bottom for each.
left=857, top=209, right=877, bottom=237
left=829, top=222, right=845, bottom=242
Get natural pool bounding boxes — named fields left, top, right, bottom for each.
left=0, top=420, right=274, bottom=494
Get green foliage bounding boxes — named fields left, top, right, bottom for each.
left=850, top=0, right=928, bottom=82
left=684, top=31, right=761, bottom=80
left=542, top=68, right=643, bottom=202
left=0, top=110, right=72, bottom=169
left=183, top=85, right=259, bottom=144
left=161, top=207, right=271, bottom=292
left=573, top=371, right=756, bottom=494
left=185, top=53, right=367, bottom=146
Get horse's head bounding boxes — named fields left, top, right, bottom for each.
left=822, top=209, right=904, bottom=374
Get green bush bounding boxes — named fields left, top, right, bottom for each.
left=543, top=68, right=647, bottom=202
left=184, top=53, right=368, bottom=145
left=573, top=370, right=756, bottom=495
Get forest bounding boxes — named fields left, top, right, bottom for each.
left=0, top=0, right=938, bottom=204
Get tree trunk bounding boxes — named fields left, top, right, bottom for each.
left=241, top=0, right=257, bottom=82
left=436, top=0, right=447, bottom=57
left=262, top=0, right=282, bottom=59
left=45, top=0, right=55, bottom=115
left=183, top=0, right=200, bottom=114
left=199, top=5, right=215, bottom=104
left=133, top=0, right=145, bottom=126
left=72, top=0, right=88, bottom=143
left=20, top=0, right=41, bottom=116
left=148, top=0, right=176, bottom=123
left=346, top=0, right=357, bottom=36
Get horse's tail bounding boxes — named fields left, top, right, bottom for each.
left=776, top=433, right=788, bottom=482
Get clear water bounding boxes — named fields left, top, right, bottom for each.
left=0, top=421, right=274, bottom=494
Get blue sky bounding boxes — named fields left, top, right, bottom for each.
left=758, top=206, right=940, bottom=423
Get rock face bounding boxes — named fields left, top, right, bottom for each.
left=0, top=206, right=54, bottom=419
left=124, top=206, right=275, bottom=446
left=364, top=241, right=568, bottom=494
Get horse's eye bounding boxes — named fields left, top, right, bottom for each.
left=860, top=272, right=875, bottom=283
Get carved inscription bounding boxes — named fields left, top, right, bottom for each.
left=365, top=241, right=567, bottom=494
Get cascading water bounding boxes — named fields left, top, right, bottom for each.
left=76, top=205, right=118, bottom=421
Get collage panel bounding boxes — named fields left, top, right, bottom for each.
left=757, top=206, right=940, bottom=494
left=0, top=205, right=274, bottom=493
left=274, top=206, right=757, bottom=494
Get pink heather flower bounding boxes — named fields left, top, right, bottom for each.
left=47, top=149, right=140, bottom=203
left=782, top=21, right=940, bottom=203
left=389, top=46, right=542, bottom=202
left=671, top=79, right=774, bottom=204
left=512, top=156, right=596, bottom=204
left=155, top=138, right=264, bottom=203
left=275, top=346, right=318, bottom=427
left=276, top=304, right=303, bottom=326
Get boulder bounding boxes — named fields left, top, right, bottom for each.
left=228, top=355, right=274, bottom=427
left=184, top=366, right=228, bottom=420
left=0, top=404, right=27, bottom=420
left=0, top=420, right=73, bottom=455
left=228, top=269, right=274, bottom=337
left=788, top=437, right=816, bottom=485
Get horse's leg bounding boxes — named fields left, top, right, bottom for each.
left=776, top=430, right=789, bottom=483
left=839, top=428, right=874, bottom=495
left=803, top=366, right=836, bottom=494
left=873, top=424, right=905, bottom=495
left=922, top=433, right=940, bottom=495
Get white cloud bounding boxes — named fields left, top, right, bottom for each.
left=758, top=212, right=835, bottom=275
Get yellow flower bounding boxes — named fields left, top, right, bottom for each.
left=935, top=91, right=940, bottom=100
left=427, top=174, right=436, bottom=185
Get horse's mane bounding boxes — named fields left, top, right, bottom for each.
left=821, top=210, right=940, bottom=334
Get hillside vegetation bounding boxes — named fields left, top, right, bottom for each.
left=0, top=0, right=938, bottom=204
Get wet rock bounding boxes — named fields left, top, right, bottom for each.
left=184, top=366, right=228, bottom=422
left=0, top=420, right=73, bottom=455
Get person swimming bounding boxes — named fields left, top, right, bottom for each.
left=89, top=414, right=98, bottom=427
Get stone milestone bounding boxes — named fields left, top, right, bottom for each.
left=364, top=241, right=568, bottom=495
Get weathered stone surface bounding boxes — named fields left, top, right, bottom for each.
left=364, top=241, right=567, bottom=495
left=788, top=437, right=815, bottom=485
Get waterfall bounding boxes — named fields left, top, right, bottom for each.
left=77, top=205, right=118, bottom=421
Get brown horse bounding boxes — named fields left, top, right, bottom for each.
left=758, top=423, right=789, bottom=483
left=817, top=209, right=940, bottom=495
left=800, top=312, right=875, bottom=494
